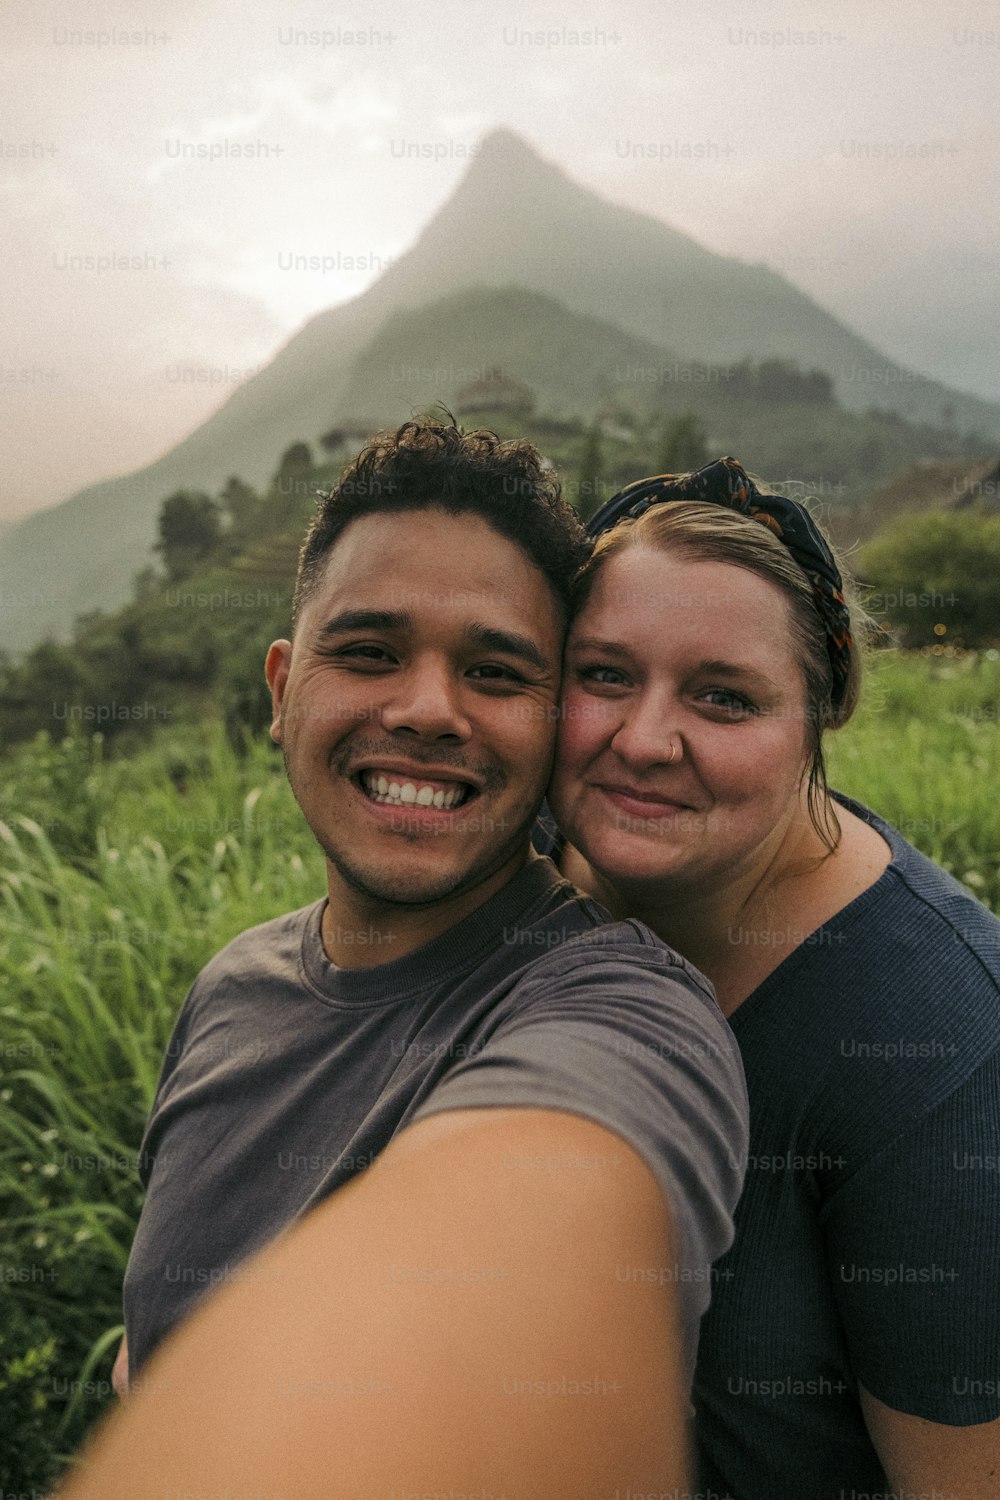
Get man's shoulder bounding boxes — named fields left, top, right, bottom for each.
left=516, top=913, right=720, bottom=1011
left=511, top=861, right=717, bottom=1002
left=493, top=914, right=742, bottom=1098
left=195, top=898, right=324, bottom=989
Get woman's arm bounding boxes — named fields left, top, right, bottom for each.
left=62, top=1107, right=690, bottom=1498
left=860, top=1384, right=1000, bottom=1499
left=827, top=1051, right=1000, bottom=1494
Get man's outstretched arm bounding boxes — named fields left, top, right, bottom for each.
left=110, top=1333, right=128, bottom=1398
left=63, top=1108, right=689, bottom=1499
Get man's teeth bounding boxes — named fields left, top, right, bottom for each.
left=360, top=772, right=469, bottom=809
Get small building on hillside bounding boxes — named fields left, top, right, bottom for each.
left=319, top=422, right=384, bottom=454
left=455, top=367, right=536, bottom=420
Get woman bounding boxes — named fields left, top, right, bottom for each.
left=541, top=457, right=1000, bottom=1498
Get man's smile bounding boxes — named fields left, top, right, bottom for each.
left=355, top=766, right=478, bottom=810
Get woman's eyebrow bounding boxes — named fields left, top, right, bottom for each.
left=566, top=636, right=632, bottom=656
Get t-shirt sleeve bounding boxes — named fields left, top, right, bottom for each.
left=409, top=935, right=749, bottom=1379
left=822, top=1046, right=1000, bottom=1425
left=135, top=975, right=204, bottom=1189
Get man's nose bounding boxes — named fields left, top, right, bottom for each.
left=380, top=659, right=472, bottom=740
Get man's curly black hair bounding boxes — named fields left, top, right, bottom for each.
left=292, top=415, right=591, bottom=631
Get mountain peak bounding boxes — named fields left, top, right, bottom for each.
left=4, top=127, right=998, bottom=658
left=475, top=126, right=545, bottom=163
left=462, top=127, right=566, bottom=193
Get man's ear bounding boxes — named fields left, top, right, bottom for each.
left=264, top=640, right=293, bottom=744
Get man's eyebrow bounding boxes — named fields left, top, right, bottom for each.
left=465, top=623, right=553, bottom=674
left=317, top=609, right=411, bottom=637
left=316, top=612, right=553, bottom=674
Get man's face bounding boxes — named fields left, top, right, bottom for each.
left=265, top=507, right=563, bottom=909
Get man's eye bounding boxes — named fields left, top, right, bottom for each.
left=324, top=644, right=394, bottom=663
left=469, top=663, right=523, bottom=683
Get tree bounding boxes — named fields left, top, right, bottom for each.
left=131, top=566, right=160, bottom=602
left=753, top=358, right=833, bottom=404
left=802, top=367, right=834, bottom=404
left=272, top=442, right=314, bottom=495
left=0, top=637, right=94, bottom=745
left=219, top=476, right=260, bottom=532
left=656, top=411, right=707, bottom=475
left=154, top=491, right=222, bottom=581
left=860, top=507, right=1000, bottom=647
left=575, top=421, right=604, bottom=522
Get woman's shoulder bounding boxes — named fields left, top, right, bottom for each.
left=830, top=789, right=1000, bottom=972
left=758, top=789, right=1000, bottom=1034
left=734, top=790, right=999, bottom=1035
left=735, top=794, right=1000, bottom=1158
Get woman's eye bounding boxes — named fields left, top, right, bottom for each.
left=576, top=664, right=628, bottom=687
left=700, top=688, right=757, bottom=717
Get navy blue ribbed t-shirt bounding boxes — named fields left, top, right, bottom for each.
left=692, top=793, right=1000, bottom=1498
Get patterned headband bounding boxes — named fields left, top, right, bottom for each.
left=585, top=455, right=853, bottom=711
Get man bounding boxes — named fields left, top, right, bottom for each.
left=85, top=418, right=747, bottom=1493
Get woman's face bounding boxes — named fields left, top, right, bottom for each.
left=549, top=546, right=816, bottom=897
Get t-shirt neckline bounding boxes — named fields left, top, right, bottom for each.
left=299, top=855, right=571, bottom=1008
left=726, top=790, right=905, bottom=1031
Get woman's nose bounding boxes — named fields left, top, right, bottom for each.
left=609, top=695, right=681, bottom=769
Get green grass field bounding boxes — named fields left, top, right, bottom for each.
left=2, top=649, right=998, bottom=1486
left=825, top=648, right=1000, bottom=901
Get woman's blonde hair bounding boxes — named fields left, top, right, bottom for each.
left=573, top=497, right=866, bottom=852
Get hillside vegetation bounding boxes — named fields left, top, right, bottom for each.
left=3, top=402, right=998, bottom=754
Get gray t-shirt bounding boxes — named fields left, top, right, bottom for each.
left=123, top=857, right=748, bottom=1381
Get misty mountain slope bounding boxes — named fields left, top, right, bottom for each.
left=366, top=129, right=1000, bottom=435
left=2, top=127, right=997, bottom=655
left=330, top=285, right=685, bottom=422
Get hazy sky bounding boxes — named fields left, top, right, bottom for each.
left=2, top=0, right=998, bottom=522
